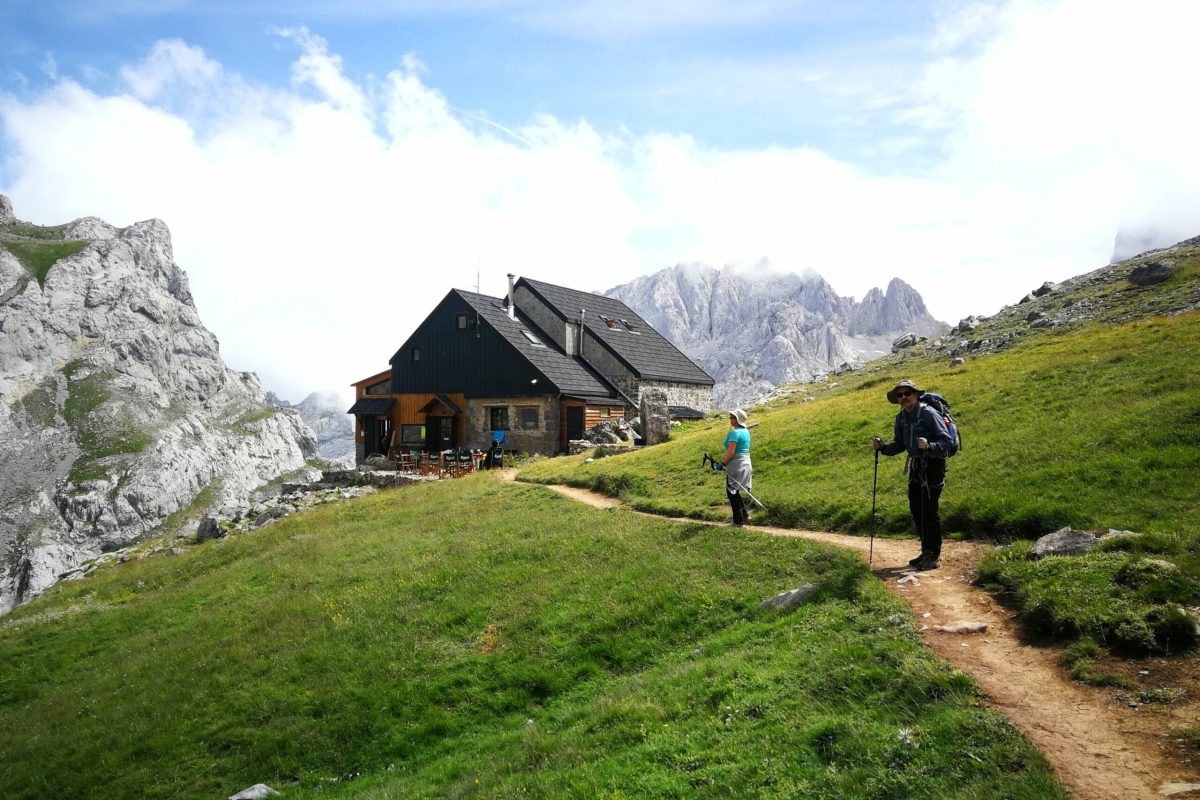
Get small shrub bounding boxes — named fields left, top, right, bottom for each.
left=1060, top=638, right=1133, bottom=688
left=976, top=540, right=1033, bottom=585
left=1136, top=687, right=1183, bottom=704
left=1176, top=726, right=1200, bottom=752
left=1094, top=531, right=1182, bottom=556
left=590, top=447, right=610, bottom=460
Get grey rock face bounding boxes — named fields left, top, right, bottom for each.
left=0, top=196, right=318, bottom=612
left=606, top=264, right=947, bottom=408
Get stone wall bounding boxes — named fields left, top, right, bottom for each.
left=642, top=380, right=714, bottom=412
left=466, top=395, right=561, bottom=454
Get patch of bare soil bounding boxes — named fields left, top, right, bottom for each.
left=532, top=479, right=1200, bottom=800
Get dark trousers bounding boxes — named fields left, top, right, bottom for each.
left=908, top=458, right=946, bottom=558
left=727, top=489, right=748, bottom=525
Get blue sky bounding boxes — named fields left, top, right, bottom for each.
left=2, top=1, right=1199, bottom=402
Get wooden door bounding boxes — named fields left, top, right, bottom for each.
left=426, top=416, right=454, bottom=451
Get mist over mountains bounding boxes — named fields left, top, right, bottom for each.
left=605, top=263, right=947, bottom=407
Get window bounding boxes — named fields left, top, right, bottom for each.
left=601, top=315, right=619, bottom=329
left=401, top=424, right=425, bottom=444
left=456, top=313, right=469, bottom=330
left=621, top=319, right=640, bottom=333
left=412, top=347, right=420, bottom=362
left=489, top=406, right=509, bottom=431
left=518, top=407, right=539, bottom=430
left=365, top=379, right=390, bottom=396
left=520, top=329, right=544, bottom=347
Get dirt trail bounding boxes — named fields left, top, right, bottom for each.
left=526, top=478, right=1198, bottom=800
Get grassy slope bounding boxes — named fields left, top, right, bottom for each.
left=0, top=477, right=1063, bottom=800
left=519, top=259, right=1200, bottom=657
left=0, top=239, right=88, bottom=285
left=521, top=313, right=1200, bottom=539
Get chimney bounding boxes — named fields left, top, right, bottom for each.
left=506, top=273, right=516, bottom=319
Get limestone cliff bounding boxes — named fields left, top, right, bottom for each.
left=0, top=196, right=318, bottom=612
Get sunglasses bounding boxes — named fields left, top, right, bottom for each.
left=895, top=390, right=915, bottom=398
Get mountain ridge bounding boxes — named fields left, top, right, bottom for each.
left=605, top=262, right=947, bottom=407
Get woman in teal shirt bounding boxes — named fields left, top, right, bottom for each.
left=721, top=408, right=752, bottom=525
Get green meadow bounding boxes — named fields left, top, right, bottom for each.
left=0, top=477, right=1063, bottom=799
left=520, top=313, right=1200, bottom=656
left=521, top=315, right=1200, bottom=540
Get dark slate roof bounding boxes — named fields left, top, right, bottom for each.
left=454, top=290, right=620, bottom=401
left=518, top=277, right=714, bottom=385
left=668, top=405, right=706, bottom=420
left=347, top=397, right=394, bottom=415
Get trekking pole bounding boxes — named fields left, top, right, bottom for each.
left=726, top=474, right=766, bottom=509
left=870, top=447, right=879, bottom=565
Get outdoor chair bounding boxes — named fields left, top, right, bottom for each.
left=484, top=446, right=504, bottom=469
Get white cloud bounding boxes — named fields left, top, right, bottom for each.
left=3, top=2, right=1200, bottom=405
left=119, top=39, right=222, bottom=100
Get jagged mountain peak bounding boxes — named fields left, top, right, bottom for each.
left=607, top=261, right=946, bottom=406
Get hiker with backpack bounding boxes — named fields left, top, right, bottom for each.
left=872, top=380, right=958, bottom=570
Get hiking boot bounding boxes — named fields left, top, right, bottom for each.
left=908, top=554, right=924, bottom=567
left=914, top=556, right=940, bottom=571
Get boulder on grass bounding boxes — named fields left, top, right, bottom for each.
left=229, top=785, right=280, bottom=800
left=196, top=517, right=225, bottom=543
left=1128, top=260, right=1175, bottom=286
left=1031, top=526, right=1100, bottom=558
left=761, top=584, right=819, bottom=611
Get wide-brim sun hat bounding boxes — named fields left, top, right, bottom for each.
left=886, top=379, right=922, bottom=404
left=727, top=408, right=748, bottom=426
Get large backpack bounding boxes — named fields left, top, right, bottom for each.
left=920, top=392, right=961, bottom=456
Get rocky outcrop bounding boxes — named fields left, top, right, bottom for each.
left=902, top=233, right=1200, bottom=364
left=267, top=390, right=354, bottom=468
left=0, top=196, right=318, bottom=612
left=606, top=264, right=947, bottom=407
